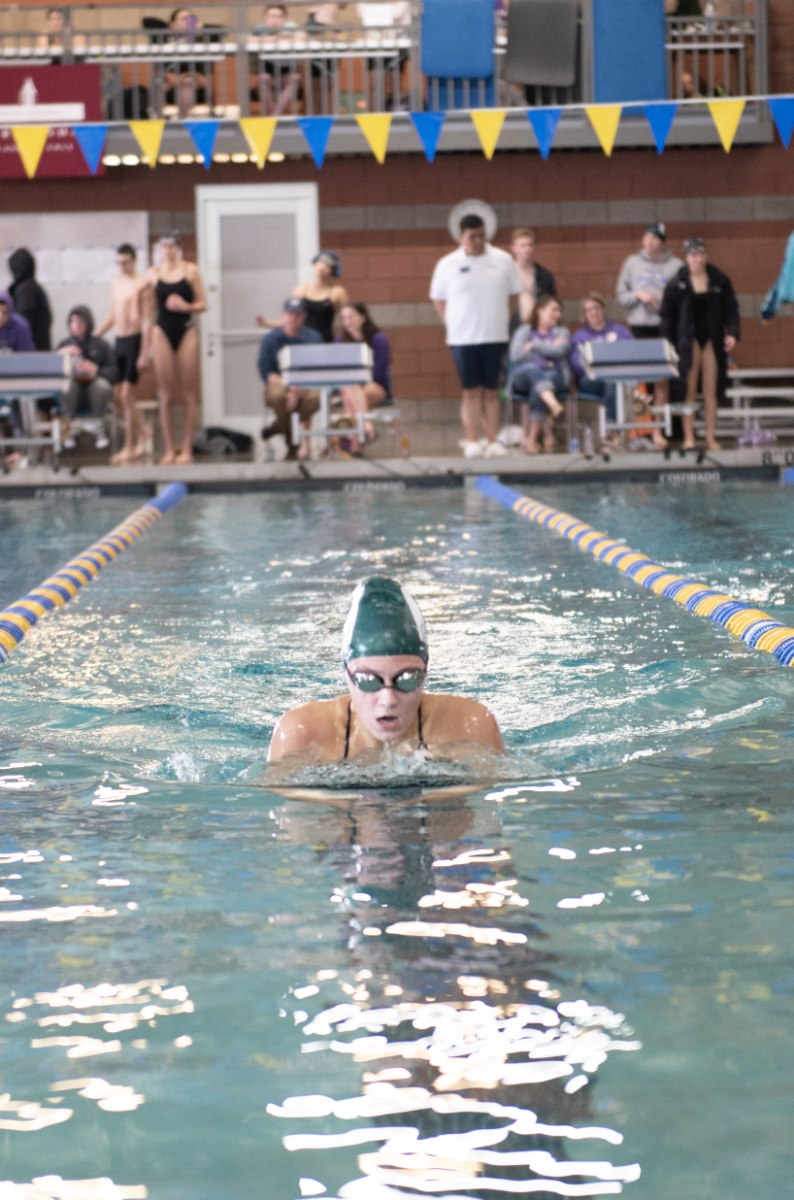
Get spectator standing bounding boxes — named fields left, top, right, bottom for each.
left=660, top=236, right=739, bottom=452
left=7, top=248, right=52, bottom=350
left=57, top=306, right=118, bottom=450
left=616, top=222, right=683, bottom=448
left=570, top=292, right=633, bottom=422
left=143, top=231, right=207, bottom=465
left=508, top=294, right=570, bottom=455
left=0, top=291, right=35, bottom=352
left=510, top=227, right=556, bottom=329
left=430, top=213, right=521, bottom=458
left=259, top=297, right=323, bottom=460
left=291, top=252, right=349, bottom=342
left=96, top=243, right=150, bottom=465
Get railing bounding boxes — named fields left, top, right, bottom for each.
left=0, top=1, right=767, bottom=120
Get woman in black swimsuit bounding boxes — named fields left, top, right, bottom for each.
left=292, top=250, right=348, bottom=342
left=145, top=232, right=207, bottom=465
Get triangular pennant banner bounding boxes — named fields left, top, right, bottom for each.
left=585, top=105, right=622, bottom=156
left=469, top=109, right=506, bottom=159
left=767, top=96, right=794, bottom=149
left=72, top=124, right=107, bottom=174
left=11, top=126, right=50, bottom=179
left=644, top=103, right=678, bottom=154
left=129, top=119, right=165, bottom=167
left=707, top=99, right=745, bottom=152
left=239, top=117, right=277, bottom=168
left=527, top=108, right=561, bottom=160
left=355, top=113, right=392, bottom=163
left=297, top=116, right=334, bottom=168
left=184, top=119, right=220, bottom=169
left=410, top=111, right=445, bottom=162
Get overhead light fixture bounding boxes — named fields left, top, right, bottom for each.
left=230, top=152, right=249, bottom=163
left=177, top=153, right=194, bottom=164
left=267, top=151, right=285, bottom=162
left=102, top=154, right=121, bottom=167
left=158, top=154, right=176, bottom=165
left=121, top=154, right=140, bottom=166
left=212, top=152, right=230, bottom=163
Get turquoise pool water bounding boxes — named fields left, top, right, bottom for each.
left=0, top=483, right=792, bottom=1200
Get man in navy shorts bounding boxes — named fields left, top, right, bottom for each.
left=97, top=243, right=150, bottom=463
left=430, top=214, right=521, bottom=458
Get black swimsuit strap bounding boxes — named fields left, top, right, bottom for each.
left=344, top=701, right=424, bottom=759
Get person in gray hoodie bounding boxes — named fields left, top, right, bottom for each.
left=56, top=305, right=118, bottom=449
left=616, top=222, right=683, bottom=447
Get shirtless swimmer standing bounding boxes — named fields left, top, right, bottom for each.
left=268, top=577, right=504, bottom=763
left=97, top=243, right=149, bottom=464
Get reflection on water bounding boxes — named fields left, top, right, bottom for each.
left=0, top=485, right=793, bottom=1197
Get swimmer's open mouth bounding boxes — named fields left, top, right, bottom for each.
left=377, top=716, right=401, bottom=731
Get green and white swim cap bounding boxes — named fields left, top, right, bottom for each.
left=341, top=576, right=428, bottom=664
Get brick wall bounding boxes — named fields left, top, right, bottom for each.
left=2, top=142, right=794, bottom=399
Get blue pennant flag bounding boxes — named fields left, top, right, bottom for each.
left=184, top=119, right=220, bottom=168
left=767, top=96, right=794, bottom=149
left=72, top=124, right=108, bottom=175
left=644, top=103, right=678, bottom=153
left=410, top=112, right=445, bottom=163
left=297, top=116, right=334, bottom=168
left=526, top=109, right=561, bottom=160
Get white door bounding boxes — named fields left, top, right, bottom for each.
left=196, top=183, right=319, bottom=451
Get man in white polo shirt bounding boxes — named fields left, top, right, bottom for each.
left=430, top=213, right=522, bottom=458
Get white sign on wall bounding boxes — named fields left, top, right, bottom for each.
left=0, top=211, right=149, bottom=346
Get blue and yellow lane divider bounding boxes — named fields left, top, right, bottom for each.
left=476, top=475, right=794, bottom=667
left=0, top=482, right=188, bottom=665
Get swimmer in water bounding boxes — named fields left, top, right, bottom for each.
left=268, top=576, right=504, bottom=763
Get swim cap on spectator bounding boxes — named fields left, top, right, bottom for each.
left=342, top=577, right=428, bottom=664
left=313, top=250, right=343, bottom=277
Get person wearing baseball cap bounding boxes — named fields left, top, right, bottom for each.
left=268, top=576, right=504, bottom=762
left=616, top=222, right=684, bottom=448
left=257, top=296, right=324, bottom=460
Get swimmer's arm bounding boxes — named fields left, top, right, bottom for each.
left=185, top=263, right=208, bottom=314
left=267, top=700, right=341, bottom=761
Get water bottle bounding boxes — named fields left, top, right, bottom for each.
left=583, top=425, right=594, bottom=458
left=568, top=433, right=580, bottom=453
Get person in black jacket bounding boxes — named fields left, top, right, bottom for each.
left=509, top=227, right=556, bottom=334
left=7, top=248, right=52, bottom=350
left=57, top=306, right=118, bottom=450
left=660, top=237, right=739, bottom=451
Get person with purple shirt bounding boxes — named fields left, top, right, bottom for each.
left=0, top=290, right=35, bottom=353
left=336, top=301, right=392, bottom=449
left=570, top=292, right=633, bottom=422
left=508, top=294, right=569, bottom=454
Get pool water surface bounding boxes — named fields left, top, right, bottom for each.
left=0, top=483, right=792, bottom=1200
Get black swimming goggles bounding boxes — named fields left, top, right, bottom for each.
left=346, top=667, right=426, bottom=693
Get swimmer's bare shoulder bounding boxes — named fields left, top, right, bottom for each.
left=421, top=693, right=505, bottom=753
left=268, top=695, right=347, bottom=761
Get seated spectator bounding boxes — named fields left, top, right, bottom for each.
left=0, top=291, right=35, bottom=352
left=7, top=249, right=52, bottom=350
left=570, top=292, right=633, bottom=422
left=251, top=5, right=301, bottom=116
left=164, top=9, right=208, bottom=116
left=509, top=294, right=570, bottom=455
left=258, top=297, right=323, bottom=460
left=335, top=301, right=392, bottom=452
left=56, top=306, right=118, bottom=451
left=510, top=227, right=556, bottom=331
left=36, top=8, right=86, bottom=55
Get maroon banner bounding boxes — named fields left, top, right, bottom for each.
left=0, top=65, right=105, bottom=178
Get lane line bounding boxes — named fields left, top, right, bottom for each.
left=475, top=476, right=794, bottom=667
left=0, top=482, right=188, bottom=664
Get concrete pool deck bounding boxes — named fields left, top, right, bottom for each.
left=0, top=444, right=790, bottom=498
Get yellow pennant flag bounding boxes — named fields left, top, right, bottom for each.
left=240, top=117, right=277, bottom=168
left=12, top=126, right=50, bottom=179
left=707, top=99, right=745, bottom=152
left=585, top=105, right=622, bottom=156
left=129, top=120, right=165, bottom=167
left=469, top=109, right=506, bottom=160
left=355, top=113, right=392, bottom=163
